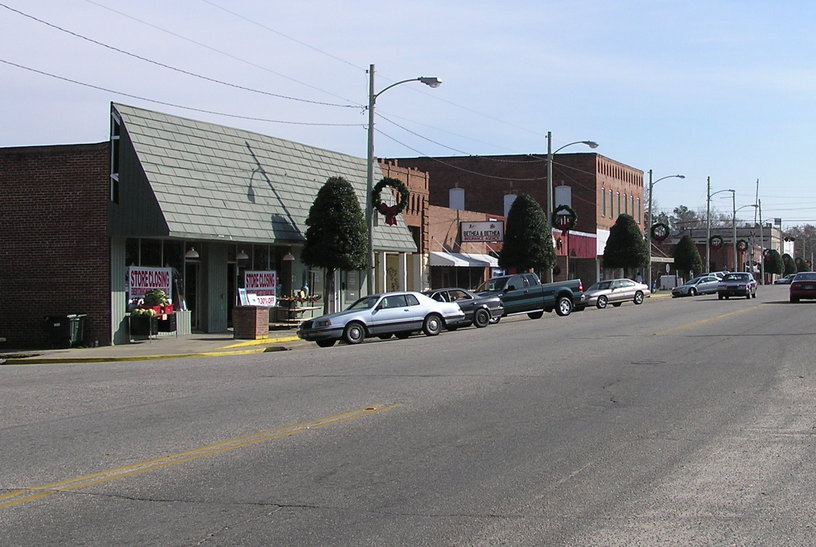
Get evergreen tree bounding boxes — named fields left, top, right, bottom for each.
left=795, top=256, right=810, bottom=272
left=764, top=249, right=784, bottom=276
left=498, top=194, right=555, bottom=273
left=673, top=234, right=703, bottom=278
left=603, top=214, right=649, bottom=275
left=782, top=253, right=796, bottom=276
left=301, top=176, right=367, bottom=312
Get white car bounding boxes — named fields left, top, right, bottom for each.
left=672, top=275, right=720, bottom=297
left=581, top=278, right=650, bottom=309
left=297, top=291, right=465, bottom=347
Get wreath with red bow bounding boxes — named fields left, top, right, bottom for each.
left=372, top=177, right=410, bottom=226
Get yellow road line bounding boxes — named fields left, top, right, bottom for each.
left=653, top=304, right=761, bottom=336
left=0, top=404, right=398, bottom=509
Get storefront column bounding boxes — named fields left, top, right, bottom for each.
left=397, top=252, right=408, bottom=290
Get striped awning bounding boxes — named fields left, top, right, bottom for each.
left=428, top=252, right=499, bottom=268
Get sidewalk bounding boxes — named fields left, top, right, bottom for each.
left=2, top=292, right=674, bottom=365
left=0, top=330, right=304, bottom=365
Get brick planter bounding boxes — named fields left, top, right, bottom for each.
left=232, top=306, right=270, bottom=339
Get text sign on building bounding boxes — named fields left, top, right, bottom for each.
left=127, top=266, right=172, bottom=301
left=244, top=270, right=277, bottom=306
left=460, top=221, right=504, bottom=242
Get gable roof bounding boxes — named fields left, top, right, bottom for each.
left=112, top=103, right=416, bottom=252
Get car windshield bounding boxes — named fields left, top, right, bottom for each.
left=346, top=296, right=380, bottom=310
left=722, top=274, right=749, bottom=281
left=476, top=278, right=506, bottom=292
left=795, top=272, right=816, bottom=281
left=686, top=277, right=701, bottom=285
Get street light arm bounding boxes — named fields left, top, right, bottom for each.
left=553, top=140, right=599, bottom=154
left=373, top=76, right=442, bottom=100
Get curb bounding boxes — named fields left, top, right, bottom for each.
left=1, top=335, right=302, bottom=365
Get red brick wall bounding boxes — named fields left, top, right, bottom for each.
left=0, top=143, right=111, bottom=348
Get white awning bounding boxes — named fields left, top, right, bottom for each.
left=429, top=252, right=499, bottom=268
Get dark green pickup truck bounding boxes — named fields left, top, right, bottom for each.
left=475, top=273, right=585, bottom=318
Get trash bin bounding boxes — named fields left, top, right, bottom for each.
left=45, top=314, right=87, bottom=348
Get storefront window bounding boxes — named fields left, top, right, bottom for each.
left=253, top=245, right=269, bottom=270
left=125, top=238, right=139, bottom=266
left=141, top=239, right=162, bottom=266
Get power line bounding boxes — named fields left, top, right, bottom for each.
left=82, top=0, right=360, bottom=106
left=0, top=58, right=362, bottom=127
left=1, top=2, right=358, bottom=109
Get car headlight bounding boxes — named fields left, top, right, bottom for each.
left=314, top=319, right=332, bottom=328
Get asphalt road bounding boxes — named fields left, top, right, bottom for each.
left=2, top=285, right=814, bottom=545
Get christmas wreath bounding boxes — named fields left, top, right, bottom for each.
left=551, top=204, right=577, bottom=233
left=650, top=222, right=670, bottom=242
left=709, top=235, right=724, bottom=249
left=372, top=177, right=410, bottom=226
left=737, top=239, right=748, bottom=252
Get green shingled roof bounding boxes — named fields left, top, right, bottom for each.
left=113, top=103, right=416, bottom=252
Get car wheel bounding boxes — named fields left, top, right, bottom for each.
left=473, top=308, right=490, bottom=328
left=633, top=291, right=644, bottom=305
left=689, top=288, right=697, bottom=296
left=555, top=296, right=574, bottom=316
left=422, top=314, right=443, bottom=336
left=342, top=321, right=365, bottom=344
left=395, top=331, right=411, bottom=339
left=315, top=339, right=336, bottom=348
left=596, top=295, right=608, bottom=309
left=527, top=311, right=544, bottom=319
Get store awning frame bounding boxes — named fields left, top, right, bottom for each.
left=429, top=252, right=499, bottom=268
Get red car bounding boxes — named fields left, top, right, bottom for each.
left=790, top=272, right=816, bottom=302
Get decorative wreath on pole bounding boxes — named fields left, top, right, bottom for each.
left=650, top=222, right=670, bottom=242
left=551, top=204, right=577, bottom=234
left=372, top=177, right=410, bottom=226
left=737, top=239, right=748, bottom=252
left=709, top=235, right=724, bottom=249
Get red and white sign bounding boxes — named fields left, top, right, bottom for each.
left=128, top=266, right=172, bottom=300
left=244, top=270, right=277, bottom=306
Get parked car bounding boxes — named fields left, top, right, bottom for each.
left=717, top=272, right=757, bottom=300
left=702, top=271, right=727, bottom=280
left=297, top=291, right=465, bottom=347
left=423, top=288, right=503, bottom=329
left=672, top=275, right=720, bottom=297
left=581, top=278, right=650, bottom=309
left=774, top=273, right=796, bottom=285
left=789, top=272, right=816, bottom=302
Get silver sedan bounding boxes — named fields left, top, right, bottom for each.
left=672, top=275, right=720, bottom=297
left=297, top=291, right=465, bottom=347
left=582, top=278, right=650, bottom=309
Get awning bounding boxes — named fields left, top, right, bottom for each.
left=429, top=252, right=499, bottom=268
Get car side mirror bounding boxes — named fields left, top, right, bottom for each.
left=507, top=285, right=516, bottom=291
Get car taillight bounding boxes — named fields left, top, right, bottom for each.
left=578, top=281, right=583, bottom=292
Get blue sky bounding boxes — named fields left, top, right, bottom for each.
left=3, top=0, right=815, bottom=229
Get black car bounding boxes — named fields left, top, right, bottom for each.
left=423, top=288, right=503, bottom=329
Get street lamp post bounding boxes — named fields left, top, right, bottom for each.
left=705, top=178, right=734, bottom=272
left=546, top=132, right=598, bottom=282
left=734, top=203, right=758, bottom=272
left=366, top=64, right=441, bottom=295
left=646, top=170, right=684, bottom=291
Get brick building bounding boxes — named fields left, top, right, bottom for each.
left=389, top=153, right=644, bottom=284
left=0, top=143, right=112, bottom=347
